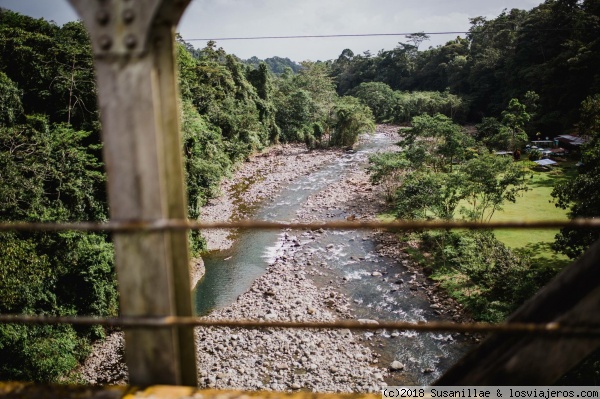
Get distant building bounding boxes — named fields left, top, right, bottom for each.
left=530, top=140, right=554, bottom=148
left=555, top=135, right=587, bottom=150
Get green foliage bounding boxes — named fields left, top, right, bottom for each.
left=271, top=61, right=371, bottom=148
left=402, top=113, right=474, bottom=171
left=0, top=324, right=87, bottom=382
left=330, top=96, right=375, bottom=147
left=274, top=87, right=314, bottom=142
left=330, top=1, right=600, bottom=134
left=368, top=151, right=411, bottom=200
left=390, top=152, right=527, bottom=224
left=368, top=152, right=410, bottom=184
left=350, top=82, right=468, bottom=124
left=475, top=96, right=536, bottom=150
left=395, top=172, right=464, bottom=221
left=292, top=62, right=338, bottom=135
left=244, top=56, right=302, bottom=75
left=394, top=90, right=467, bottom=123
left=552, top=94, right=600, bottom=258
left=180, top=100, right=231, bottom=253
left=0, top=71, right=23, bottom=125
left=0, top=118, right=116, bottom=382
left=500, top=98, right=531, bottom=150
left=178, top=41, right=273, bottom=163
left=370, top=112, right=533, bottom=322
left=475, top=116, right=503, bottom=142
left=426, top=230, right=557, bottom=322
left=460, top=153, right=529, bottom=222
left=0, top=11, right=97, bottom=132
left=528, top=149, right=543, bottom=161
left=348, top=82, right=398, bottom=123
left=0, top=12, right=116, bottom=381
left=0, top=119, right=107, bottom=222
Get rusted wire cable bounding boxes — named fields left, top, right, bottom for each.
left=0, top=315, right=599, bottom=337
left=0, top=218, right=598, bottom=233
left=2, top=219, right=598, bottom=336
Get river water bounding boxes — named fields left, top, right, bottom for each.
left=194, top=131, right=472, bottom=385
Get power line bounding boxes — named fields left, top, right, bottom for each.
left=184, top=28, right=598, bottom=42
left=185, top=32, right=470, bottom=42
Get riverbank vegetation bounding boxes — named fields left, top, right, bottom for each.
left=368, top=99, right=599, bottom=323
left=350, top=0, right=600, bottom=324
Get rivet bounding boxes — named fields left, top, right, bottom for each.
left=99, top=35, right=112, bottom=50
left=96, top=9, right=110, bottom=25
left=123, top=9, right=135, bottom=24
left=124, top=34, right=137, bottom=49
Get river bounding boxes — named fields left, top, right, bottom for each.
left=194, top=129, right=472, bottom=385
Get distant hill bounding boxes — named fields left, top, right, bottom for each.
left=244, top=56, right=302, bottom=75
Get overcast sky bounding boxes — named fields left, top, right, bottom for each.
left=1, top=0, right=543, bottom=62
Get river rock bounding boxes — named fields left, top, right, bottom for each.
left=275, top=362, right=289, bottom=370
left=390, top=361, right=405, bottom=371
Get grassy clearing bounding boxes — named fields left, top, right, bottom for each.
left=377, top=161, right=576, bottom=269
left=490, top=162, right=577, bottom=266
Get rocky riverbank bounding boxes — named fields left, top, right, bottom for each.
left=295, top=125, right=474, bottom=327
left=199, top=143, right=343, bottom=252
left=190, top=142, right=343, bottom=288
left=77, top=141, right=348, bottom=388
left=195, top=237, right=386, bottom=392
left=196, top=126, right=468, bottom=392
left=77, top=126, right=473, bottom=389
left=193, top=137, right=389, bottom=392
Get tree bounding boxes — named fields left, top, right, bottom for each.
left=403, top=113, right=473, bottom=171
left=348, top=82, right=398, bottom=122
left=461, top=153, right=528, bottom=222
left=0, top=13, right=97, bottom=131
left=274, top=88, right=314, bottom=142
left=330, top=96, right=375, bottom=147
left=501, top=98, right=531, bottom=150
left=244, top=56, right=301, bottom=75
left=0, top=117, right=117, bottom=382
left=293, top=61, right=337, bottom=124
left=475, top=116, right=503, bottom=142
left=395, top=171, right=465, bottom=221
left=368, top=151, right=412, bottom=201
left=405, top=32, right=430, bottom=51
left=0, top=71, right=22, bottom=126
left=477, top=95, right=536, bottom=151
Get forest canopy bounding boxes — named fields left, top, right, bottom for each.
left=329, top=0, right=600, bottom=134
